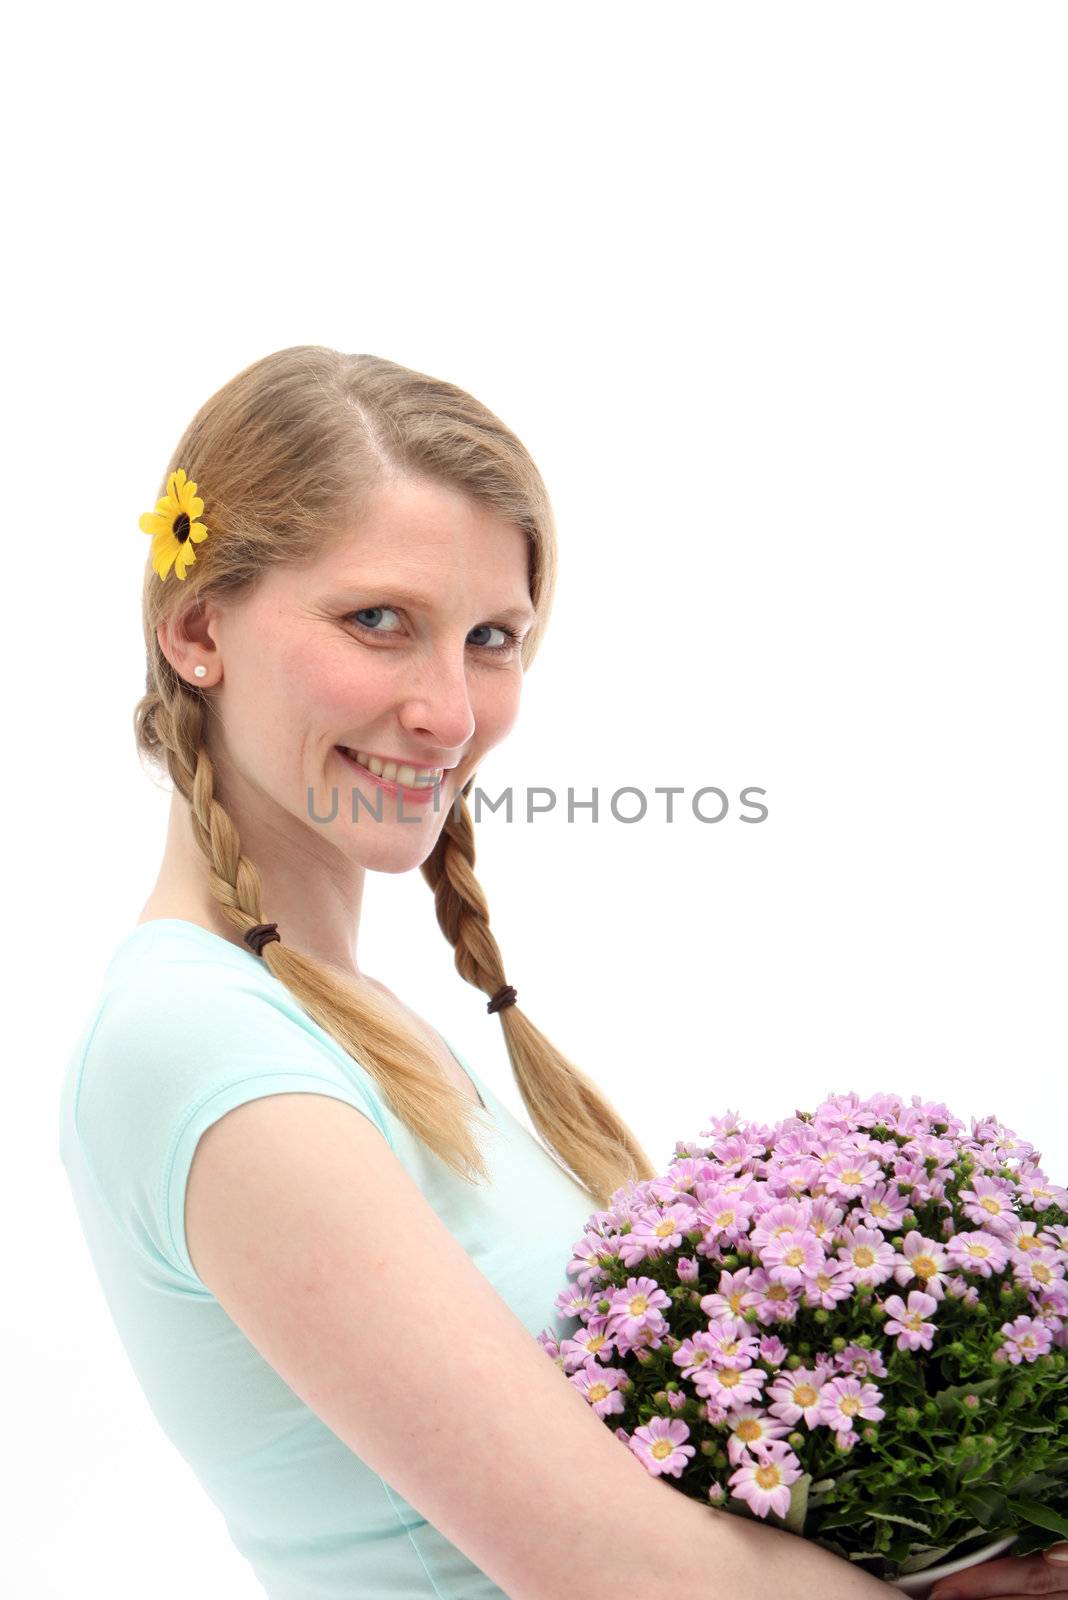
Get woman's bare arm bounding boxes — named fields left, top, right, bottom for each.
left=185, top=1091, right=896, bottom=1600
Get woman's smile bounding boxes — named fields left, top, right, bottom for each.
left=335, top=744, right=447, bottom=806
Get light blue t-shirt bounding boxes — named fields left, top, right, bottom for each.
left=58, top=919, right=595, bottom=1599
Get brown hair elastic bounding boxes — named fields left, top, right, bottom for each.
left=487, top=984, right=517, bottom=1015
left=244, top=922, right=281, bottom=957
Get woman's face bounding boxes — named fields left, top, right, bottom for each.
left=184, top=476, right=535, bottom=875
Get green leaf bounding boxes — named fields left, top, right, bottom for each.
left=868, top=1511, right=935, bottom=1536
left=784, top=1472, right=810, bottom=1535
left=896, top=1546, right=959, bottom=1576
left=1006, top=1498, right=1068, bottom=1539
left=961, top=1487, right=1010, bottom=1528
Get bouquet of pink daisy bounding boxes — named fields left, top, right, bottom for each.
left=537, top=1093, right=1068, bottom=1589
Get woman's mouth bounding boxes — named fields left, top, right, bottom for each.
left=335, top=746, right=446, bottom=805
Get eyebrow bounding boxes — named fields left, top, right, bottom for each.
left=332, top=583, right=536, bottom=628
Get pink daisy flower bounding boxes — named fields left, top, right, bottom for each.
left=892, top=1231, right=950, bottom=1299
left=571, top=1359, right=628, bottom=1419
left=882, top=1290, right=939, bottom=1351
left=946, top=1230, right=1011, bottom=1278
left=859, top=1181, right=909, bottom=1232
left=958, top=1174, right=1017, bottom=1234
left=758, top=1335, right=788, bottom=1366
left=818, top=1375, right=886, bottom=1433
left=836, top=1225, right=897, bottom=1287
left=767, top=1368, right=826, bottom=1428
left=761, top=1228, right=826, bottom=1287
left=834, top=1343, right=888, bottom=1380
left=1012, top=1247, right=1065, bottom=1293
left=700, top=1267, right=760, bottom=1323
left=802, top=1257, right=855, bottom=1310
left=629, top=1416, right=696, bottom=1478
left=998, top=1315, right=1054, bottom=1365
left=725, top=1407, right=791, bottom=1466
left=605, top=1276, right=673, bottom=1340
left=704, top=1323, right=761, bottom=1368
left=728, top=1440, right=803, bottom=1519
left=822, top=1151, right=884, bottom=1200
left=696, top=1361, right=768, bottom=1411
left=1018, top=1172, right=1068, bottom=1211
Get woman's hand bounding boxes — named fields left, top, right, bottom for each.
left=929, top=1542, right=1068, bottom=1599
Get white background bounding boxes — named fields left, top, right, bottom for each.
left=6, top=2, right=1066, bottom=1595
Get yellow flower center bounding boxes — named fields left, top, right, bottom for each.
left=912, top=1255, right=936, bottom=1278
left=853, top=1247, right=875, bottom=1268
left=795, top=1384, right=817, bottom=1407
left=720, top=1368, right=742, bottom=1388
left=737, top=1418, right=762, bottom=1442
left=785, top=1247, right=805, bottom=1267
left=630, top=1294, right=649, bottom=1314
left=870, top=1201, right=889, bottom=1217
left=652, top=1438, right=673, bottom=1460
left=755, top=1463, right=782, bottom=1489
left=841, top=1396, right=861, bottom=1415
left=589, top=1382, right=608, bottom=1403
left=841, top=1169, right=863, bottom=1185
left=980, top=1197, right=1003, bottom=1214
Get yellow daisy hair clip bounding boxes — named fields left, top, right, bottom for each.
left=138, top=468, right=211, bottom=582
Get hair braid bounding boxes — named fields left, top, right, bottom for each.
left=421, top=783, right=658, bottom=1205
left=421, top=778, right=509, bottom=1001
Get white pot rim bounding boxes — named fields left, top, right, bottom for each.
left=893, top=1532, right=1019, bottom=1596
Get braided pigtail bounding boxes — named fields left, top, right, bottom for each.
left=420, top=779, right=657, bottom=1208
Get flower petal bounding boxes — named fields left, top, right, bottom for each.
left=188, top=522, right=209, bottom=543
left=154, top=542, right=178, bottom=580
left=139, top=512, right=171, bottom=536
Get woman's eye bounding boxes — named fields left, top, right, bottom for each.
left=350, top=606, right=401, bottom=635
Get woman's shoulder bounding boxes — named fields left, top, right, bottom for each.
left=76, top=918, right=375, bottom=1115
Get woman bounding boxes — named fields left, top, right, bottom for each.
left=58, top=346, right=1065, bottom=1599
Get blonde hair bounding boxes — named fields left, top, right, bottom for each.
left=134, top=345, right=656, bottom=1208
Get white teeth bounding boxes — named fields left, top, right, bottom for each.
left=351, top=750, right=442, bottom=787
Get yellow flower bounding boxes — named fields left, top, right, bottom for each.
left=138, top=468, right=210, bottom=581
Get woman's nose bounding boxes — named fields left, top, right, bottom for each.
left=398, top=653, right=477, bottom=751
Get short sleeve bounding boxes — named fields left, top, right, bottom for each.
left=72, top=962, right=393, bottom=1286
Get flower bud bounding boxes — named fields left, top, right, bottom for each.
left=862, top=1427, right=878, bottom=1444
left=788, top=1432, right=805, bottom=1450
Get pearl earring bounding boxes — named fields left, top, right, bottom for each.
left=194, top=664, right=207, bottom=679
